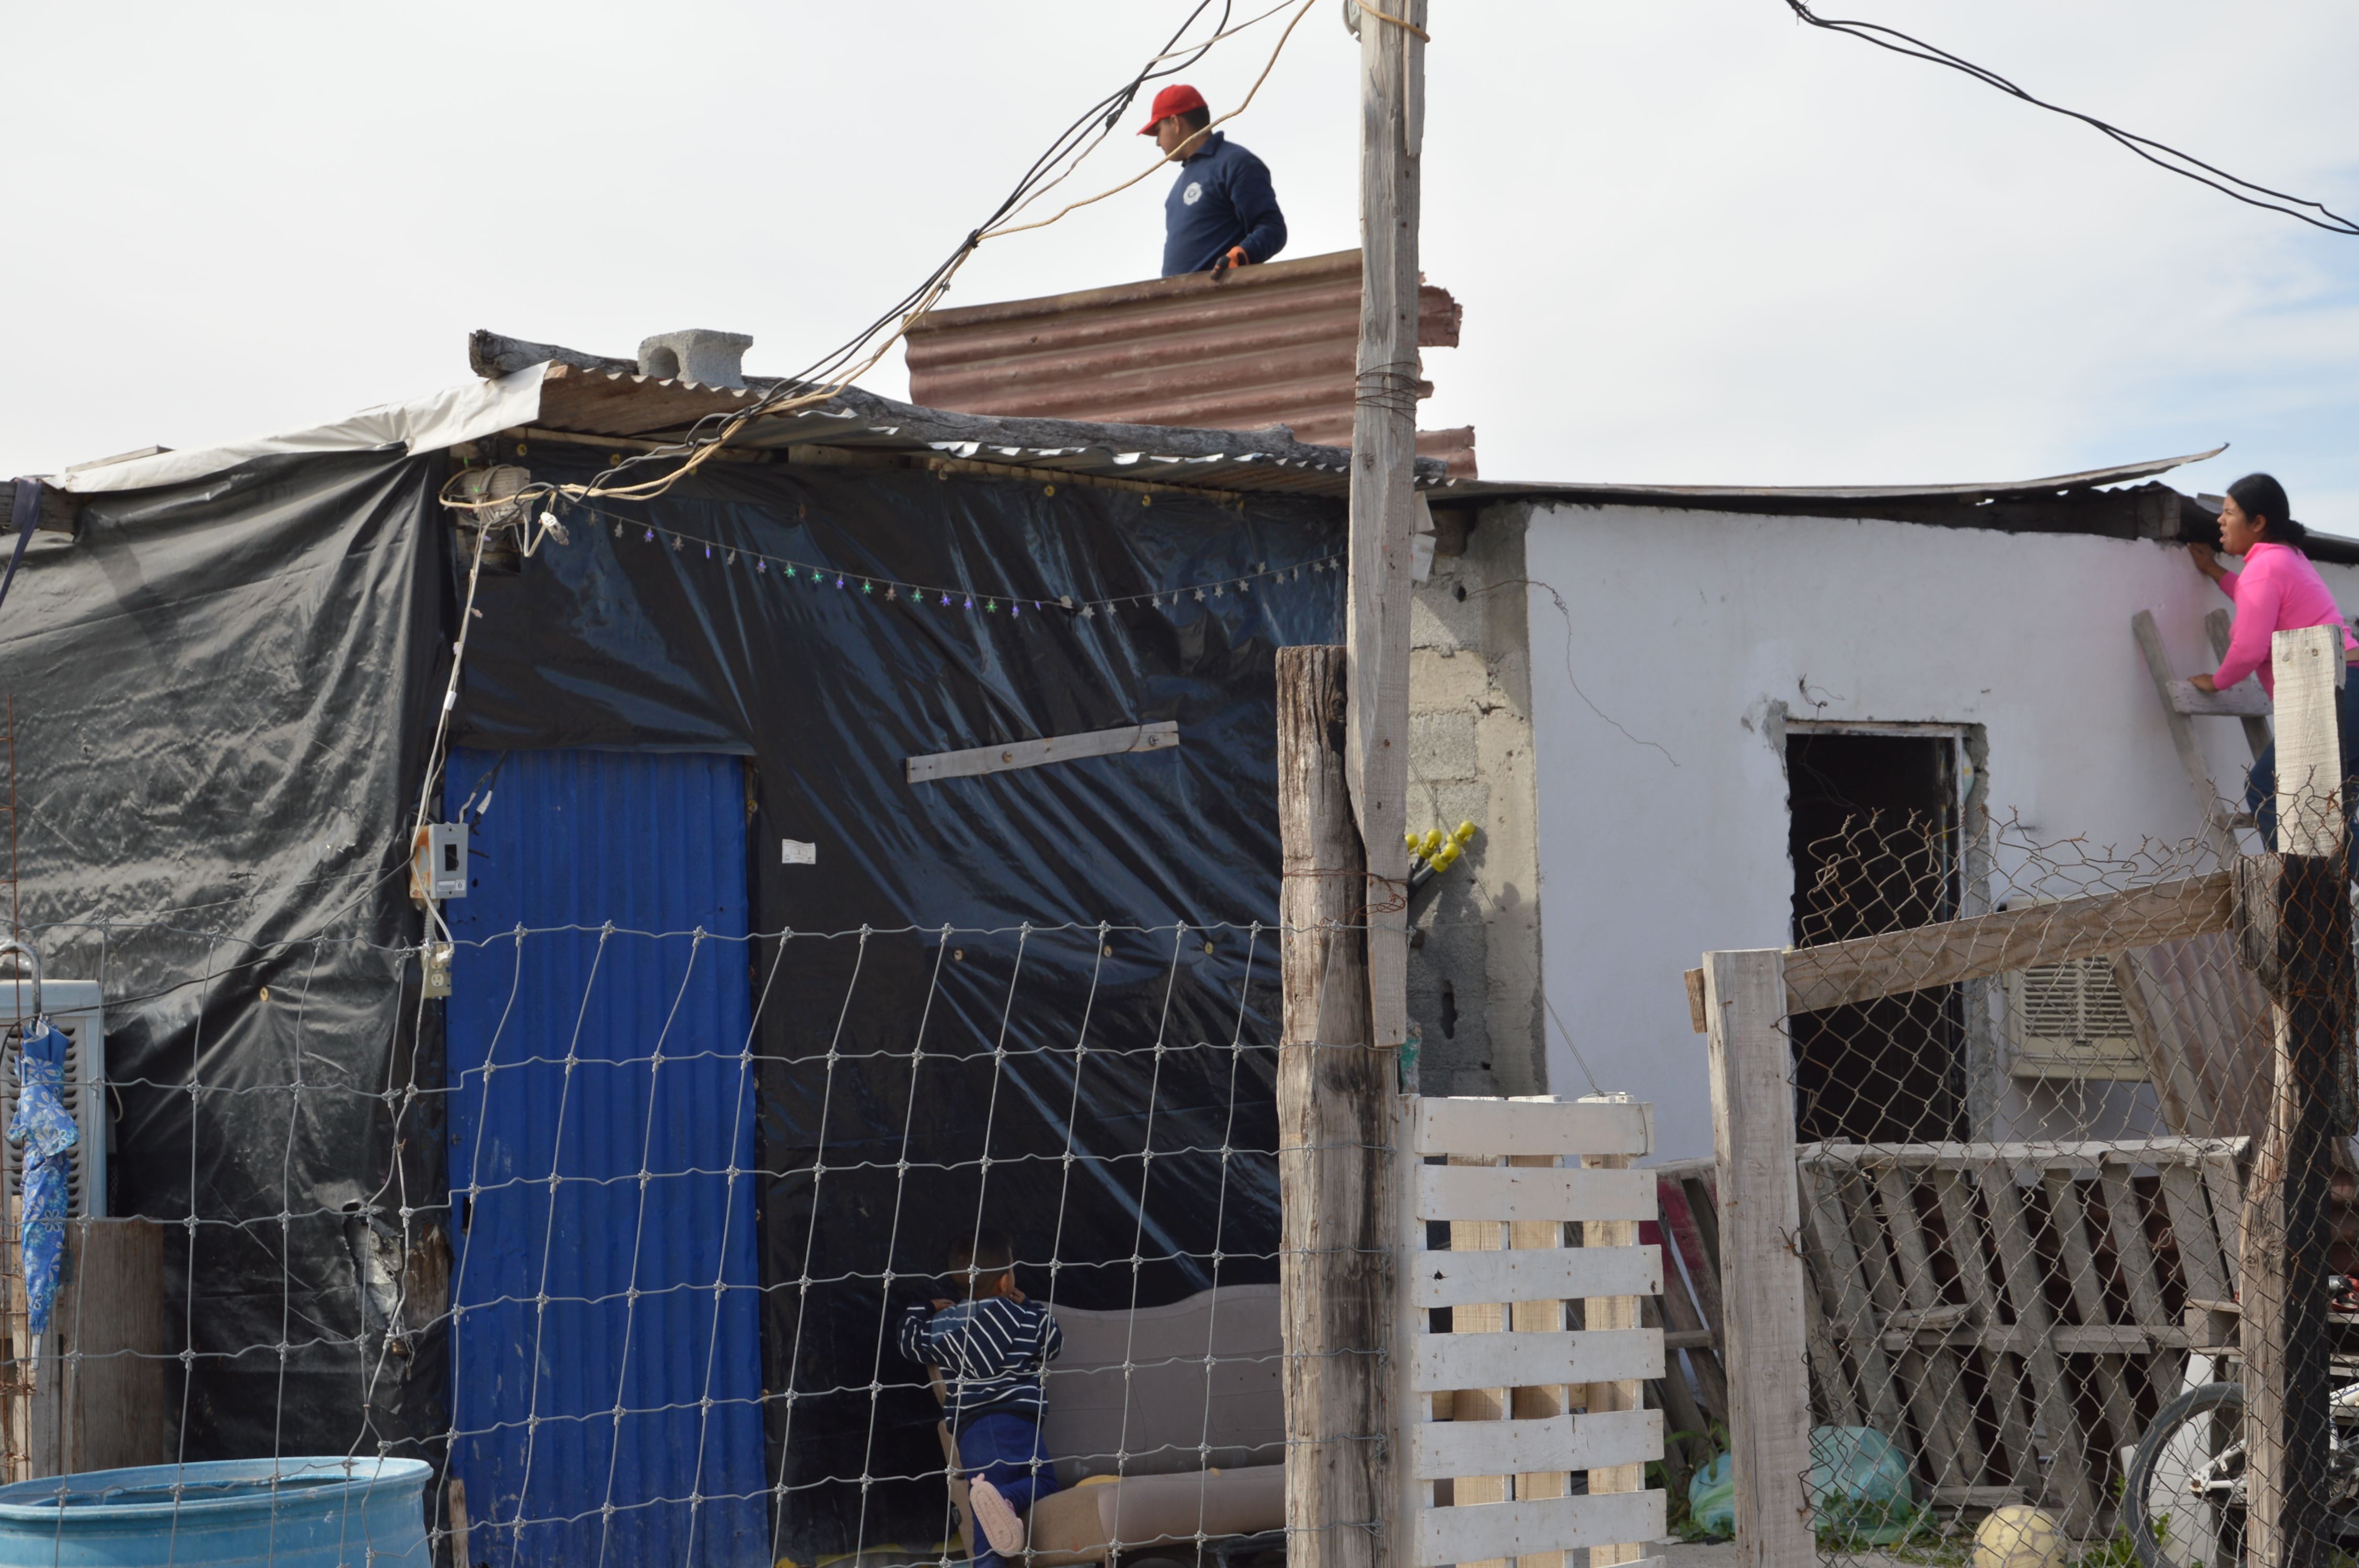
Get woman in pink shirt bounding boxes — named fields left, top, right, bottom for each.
left=2186, top=472, right=2359, bottom=855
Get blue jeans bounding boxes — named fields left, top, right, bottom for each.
left=957, top=1412, right=1060, bottom=1568
left=2246, top=673, right=2359, bottom=877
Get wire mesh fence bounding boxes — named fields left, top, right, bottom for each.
left=1779, top=802, right=2356, bottom=1567
left=0, top=912, right=1398, bottom=1568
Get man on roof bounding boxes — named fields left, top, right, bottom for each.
left=1140, top=85, right=1287, bottom=279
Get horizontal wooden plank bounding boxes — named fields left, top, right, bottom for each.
left=1832, top=1323, right=2174, bottom=1354
left=1415, top=1491, right=1665, bottom=1566
left=1411, top=1328, right=1663, bottom=1393
left=1415, top=1165, right=1656, bottom=1224
left=1413, top=1095, right=1654, bottom=1158
left=1411, top=1244, right=1662, bottom=1310
left=1931, top=1486, right=2030, bottom=1507
left=906, top=721, right=1179, bottom=784
left=2168, top=677, right=2271, bottom=718
left=1783, top=871, right=2232, bottom=1013
left=1411, top=1408, right=1662, bottom=1481
left=1796, top=1135, right=2247, bottom=1172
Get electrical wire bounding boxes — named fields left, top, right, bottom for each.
left=1782, top=0, right=2359, bottom=236
left=438, top=0, right=1325, bottom=521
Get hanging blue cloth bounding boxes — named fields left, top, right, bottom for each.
left=7, top=1021, right=76, bottom=1336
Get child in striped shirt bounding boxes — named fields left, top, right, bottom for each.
left=898, top=1231, right=1064, bottom=1566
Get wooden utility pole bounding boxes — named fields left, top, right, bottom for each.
left=1275, top=11, right=1426, bottom=1568
left=1277, top=645, right=1393, bottom=1568
left=2239, top=624, right=2350, bottom=1568
left=1346, top=0, right=1425, bottom=1063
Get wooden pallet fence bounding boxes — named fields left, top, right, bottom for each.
left=1402, top=1095, right=1667, bottom=1568
left=1795, top=1137, right=2245, bottom=1532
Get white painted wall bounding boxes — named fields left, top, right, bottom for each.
left=1525, top=501, right=2359, bottom=1161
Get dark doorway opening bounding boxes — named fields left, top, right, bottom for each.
left=1787, top=730, right=1966, bottom=1144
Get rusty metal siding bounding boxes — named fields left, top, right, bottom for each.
left=444, top=747, right=765, bottom=1568
left=902, top=249, right=1476, bottom=475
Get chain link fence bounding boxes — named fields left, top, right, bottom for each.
left=1773, top=803, right=2355, bottom=1567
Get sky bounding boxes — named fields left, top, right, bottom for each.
left=4, top=3, right=2355, bottom=529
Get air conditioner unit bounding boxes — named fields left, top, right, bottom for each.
left=0, top=979, right=108, bottom=1218
left=2005, top=955, right=2145, bottom=1082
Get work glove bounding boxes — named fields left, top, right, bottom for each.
left=1210, top=245, right=1253, bottom=278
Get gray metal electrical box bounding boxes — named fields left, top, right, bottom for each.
left=417, top=822, right=469, bottom=901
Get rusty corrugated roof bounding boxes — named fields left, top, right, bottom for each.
left=486, top=343, right=1454, bottom=501
left=903, top=250, right=1476, bottom=476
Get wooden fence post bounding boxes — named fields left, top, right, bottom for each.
left=2240, top=624, right=2349, bottom=1568
left=1277, top=645, right=1396, bottom=1568
left=1703, top=949, right=1814, bottom=1567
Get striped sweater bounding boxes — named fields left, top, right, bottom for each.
left=897, top=1295, right=1064, bottom=1427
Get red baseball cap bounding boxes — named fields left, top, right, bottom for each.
left=1136, top=84, right=1208, bottom=135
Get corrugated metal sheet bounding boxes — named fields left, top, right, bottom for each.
left=444, top=747, right=766, bottom=1568
left=901, top=249, right=1477, bottom=475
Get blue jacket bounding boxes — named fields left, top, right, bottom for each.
left=1161, top=132, right=1287, bottom=277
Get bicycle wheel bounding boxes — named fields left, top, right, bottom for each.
left=2125, top=1381, right=2244, bottom=1568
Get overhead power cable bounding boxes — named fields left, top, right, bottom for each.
left=1781, top=0, right=2359, bottom=237
left=443, top=0, right=1321, bottom=525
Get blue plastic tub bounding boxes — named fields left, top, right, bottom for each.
left=0, top=1458, right=430, bottom=1567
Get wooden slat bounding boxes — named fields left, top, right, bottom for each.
left=1839, top=1167, right=1960, bottom=1491
left=2041, top=1172, right=2141, bottom=1486
left=906, top=720, right=1180, bottom=783
left=2201, top=1151, right=2247, bottom=1266
left=1411, top=1330, right=1662, bottom=1394
left=1412, top=1097, right=1653, bottom=1159
left=1412, top=1245, right=1659, bottom=1310
left=1414, top=1165, right=1656, bottom=1224
left=1873, top=1167, right=1983, bottom=1488
left=1800, top=1135, right=2246, bottom=1170
left=1415, top=1490, right=1666, bottom=1567
left=1976, top=1167, right=2098, bottom=1530
left=1931, top=1170, right=2039, bottom=1493
left=2157, top=1165, right=2229, bottom=1305
left=1653, top=1252, right=1731, bottom=1421
left=1582, top=1150, right=1646, bottom=1568
left=1703, top=949, right=1814, bottom=1563
left=1412, top=1408, right=1661, bottom=1481
left=2166, top=676, right=2272, bottom=718
left=1641, top=1292, right=1711, bottom=1500
left=1506, top=1152, right=1569, bottom=1568
left=2099, top=1170, right=2177, bottom=1395
left=1783, top=871, right=2232, bottom=1014
left=1800, top=1163, right=1905, bottom=1445
left=1444, top=1155, right=1511, bottom=1568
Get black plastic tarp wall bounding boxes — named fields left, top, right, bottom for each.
left=453, top=447, right=1343, bottom=1557
left=5, top=440, right=1343, bottom=1552
left=0, top=451, right=452, bottom=1460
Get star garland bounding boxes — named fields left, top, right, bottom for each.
left=567, top=504, right=1344, bottom=621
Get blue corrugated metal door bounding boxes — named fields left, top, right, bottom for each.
left=444, top=748, right=765, bottom=1568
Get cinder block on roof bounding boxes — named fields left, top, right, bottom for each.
left=637, top=330, right=754, bottom=389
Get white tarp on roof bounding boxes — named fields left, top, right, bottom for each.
left=56, top=364, right=550, bottom=495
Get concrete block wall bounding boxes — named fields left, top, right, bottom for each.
left=1403, top=503, right=1547, bottom=1095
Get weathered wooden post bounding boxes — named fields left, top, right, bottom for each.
left=2239, top=624, right=2350, bottom=1568
left=1277, top=645, right=1396, bottom=1568
left=1702, top=949, right=1815, bottom=1567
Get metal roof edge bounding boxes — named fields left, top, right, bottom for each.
left=1431, top=446, right=2227, bottom=508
